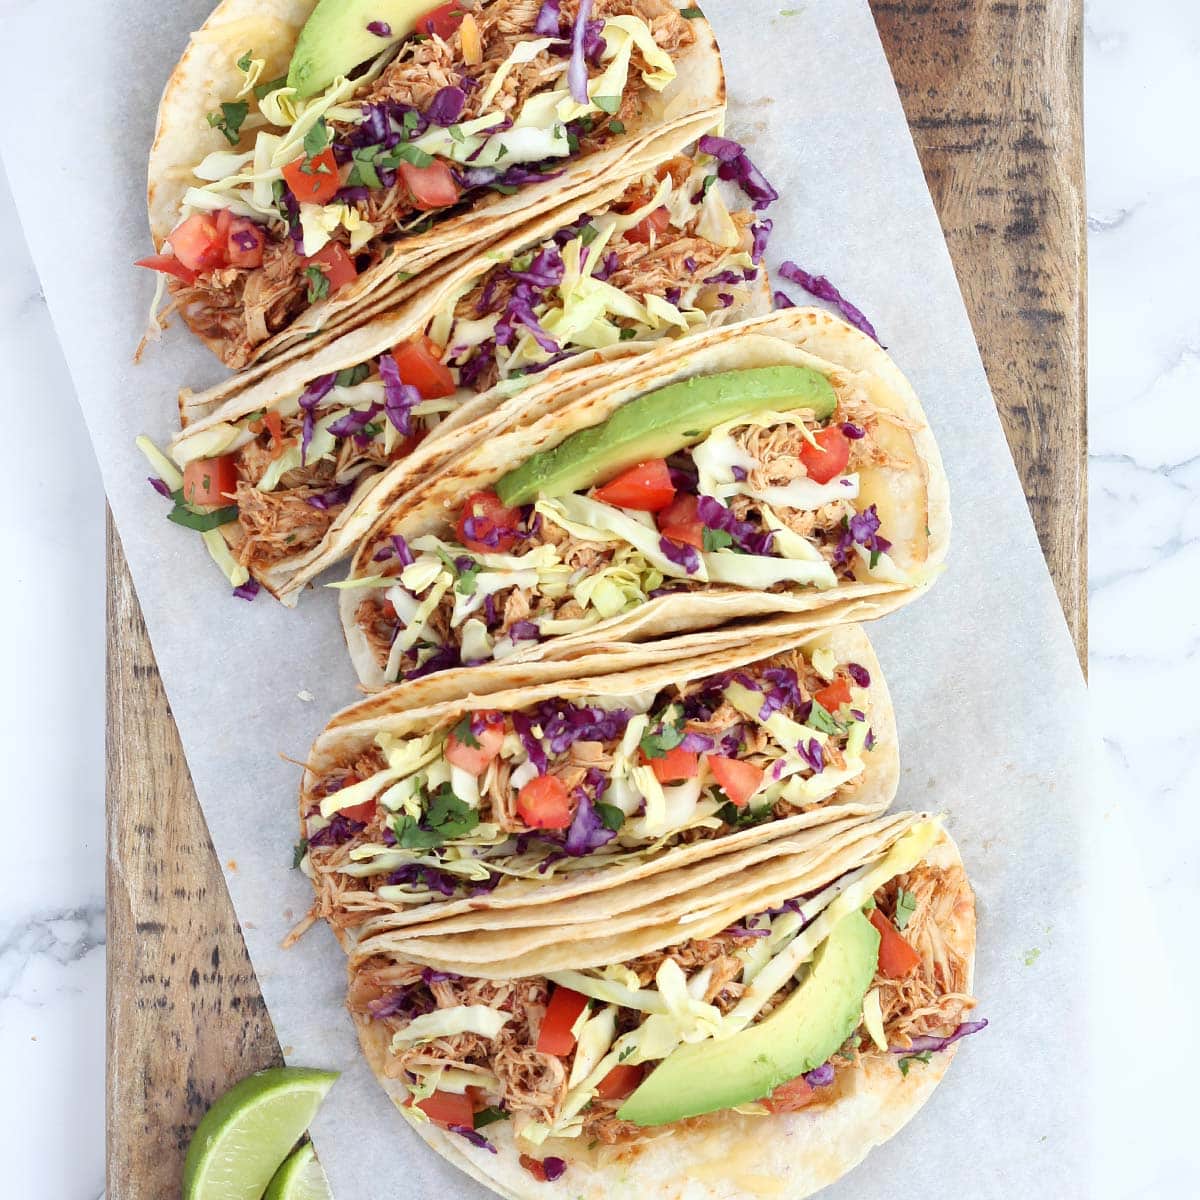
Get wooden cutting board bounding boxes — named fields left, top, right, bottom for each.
left=105, top=3, right=1085, bottom=1196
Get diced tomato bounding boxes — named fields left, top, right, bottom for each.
left=763, top=1075, right=816, bottom=1114
left=283, top=147, right=342, bottom=205
left=595, top=1064, right=643, bottom=1100
left=519, top=1155, right=548, bottom=1182
left=134, top=254, right=198, bottom=285
left=225, top=217, right=265, bottom=269
left=868, top=906, right=921, bottom=979
left=626, top=206, right=671, bottom=245
left=390, top=429, right=428, bottom=461
left=413, top=1089, right=475, bottom=1128
left=656, top=493, right=705, bottom=550
left=393, top=335, right=456, bottom=399
left=306, top=242, right=358, bottom=296
left=813, top=677, right=853, bottom=712
left=593, top=459, right=675, bottom=511
left=642, top=745, right=699, bottom=783
left=517, top=775, right=573, bottom=830
left=456, top=490, right=522, bottom=554
left=706, top=755, right=764, bottom=809
left=799, top=426, right=851, bottom=484
left=339, top=798, right=377, bottom=824
left=418, top=1, right=467, bottom=38
left=249, top=410, right=287, bottom=458
left=182, top=455, right=239, bottom=508
left=167, top=213, right=228, bottom=272
left=445, top=711, right=505, bottom=774
left=399, top=160, right=461, bottom=211
left=536, top=986, right=589, bottom=1055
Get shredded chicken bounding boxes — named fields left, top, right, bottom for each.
left=232, top=480, right=339, bottom=571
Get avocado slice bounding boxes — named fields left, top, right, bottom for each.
left=494, top=366, right=837, bottom=508
left=288, top=0, right=432, bottom=98
left=616, top=908, right=880, bottom=1126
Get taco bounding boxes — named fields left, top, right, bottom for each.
left=297, top=625, right=898, bottom=939
left=339, top=307, right=949, bottom=689
left=140, top=0, right=733, bottom=367
left=148, top=151, right=771, bottom=599
left=346, top=816, right=984, bottom=1198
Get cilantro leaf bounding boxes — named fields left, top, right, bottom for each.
left=608, top=119, right=626, bottom=134
left=165, top=489, right=239, bottom=532
left=237, top=50, right=254, bottom=72
left=898, top=1051, right=932, bottom=1077
left=894, top=888, right=917, bottom=931
left=254, top=74, right=288, bottom=101
left=805, top=700, right=843, bottom=736
left=639, top=707, right=684, bottom=759
left=473, top=1106, right=508, bottom=1128
left=716, top=799, right=775, bottom=828
left=334, top=363, right=371, bottom=388
left=681, top=6, right=704, bottom=16
left=595, top=802, right=626, bottom=832
left=305, top=266, right=331, bottom=303
left=292, top=838, right=308, bottom=869
left=207, top=101, right=249, bottom=146
left=452, top=715, right=481, bottom=749
left=303, top=117, right=329, bottom=160
left=702, top=527, right=734, bottom=552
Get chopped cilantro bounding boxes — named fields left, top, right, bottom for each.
left=609, top=119, right=626, bottom=134
left=619, top=327, right=638, bottom=341
left=894, top=888, right=917, bottom=931
left=579, top=223, right=600, bottom=246
left=681, top=6, right=704, bottom=16
left=392, top=783, right=479, bottom=848
left=335, top=363, right=372, bottom=388
left=567, top=131, right=581, bottom=154
left=449, top=124, right=465, bottom=143
left=639, top=707, right=684, bottom=758
left=898, top=1051, right=932, bottom=1077
left=490, top=184, right=519, bottom=195
left=304, top=266, right=331, bottom=303
left=254, top=74, right=288, bottom=101
left=495, top=142, right=510, bottom=159
left=617, top=1044, right=636, bottom=1062
left=869, top=548, right=882, bottom=569
left=237, top=50, right=254, bottom=72
left=402, top=109, right=420, bottom=129
left=473, top=1106, right=508, bottom=1128
left=701, top=173, right=718, bottom=196
left=716, top=800, right=774, bottom=828
left=452, top=715, right=481, bottom=749
left=349, top=145, right=385, bottom=189
left=165, top=489, right=239, bottom=532
left=806, top=700, right=843, bottom=735
left=360, top=421, right=383, bottom=438
left=595, top=802, right=625, bottom=832
left=303, top=117, right=329, bottom=160
left=292, top=838, right=308, bottom=869
left=207, top=101, right=249, bottom=146
left=702, top=527, right=734, bottom=552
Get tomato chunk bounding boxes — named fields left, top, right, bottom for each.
left=414, top=1089, right=475, bottom=1128
left=182, top=455, right=239, bottom=508
left=519, top=1155, right=548, bottom=1182
left=763, top=1075, right=816, bottom=1113
left=536, top=986, right=589, bottom=1055
left=626, top=206, right=671, bottom=245
left=135, top=254, right=197, bottom=285
left=517, top=775, right=573, bottom=830
left=283, top=147, right=342, bottom=205
left=642, top=745, right=699, bottom=783
left=813, top=677, right=853, bottom=712
left=457, top=490, right=522, bottom=554
left=226, top=217, right=265, bottom=268
left=706, top=755, right=764, bottom=809
left=167, top=213, right=228, bottom=272
left=339, top=796, right=377, bottom=824
left=306, top=242, right=358, bottom=297
left=444, top=711, right=505, bottom=774
left=399, top=160, right=461, bottom=211
left=393, top=335, right=456, bottom=399
left=593, top=459, right=675, bottom=511
left=418, top=1, right=467, bottom=38
left=656, top=493, right=705, bottom=550
left=799, top=426, right=851, bottom=484
left=595, top=1064, right=643, bottom=1100
left=868, top=906, right=921, bottom=979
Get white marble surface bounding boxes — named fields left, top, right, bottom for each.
left=0, top=1, right=1194, bottom=1196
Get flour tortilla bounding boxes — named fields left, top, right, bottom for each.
left=339, top=307, right=951, bottom=689
left=304, top=623, right=899, bottom=938
left=146, top=0, right=727, bottom=366
left=168, top=167, right=772, bottom=601
left=351, top=825, right=976, bottom=1200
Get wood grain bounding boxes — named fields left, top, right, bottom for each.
left=105, top=7, right=1087, bottom=1195
left=871, top=0, right=1088, bottom=663
left=106, top=514, right=281, bottom=1200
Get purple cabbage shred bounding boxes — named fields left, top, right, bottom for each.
left=778, top=261, right=880, bottom=343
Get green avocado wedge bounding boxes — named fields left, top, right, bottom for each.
left=494, top=366, right=838, bottom=507
left=288, top=0, right=433, bottom=98
left=616, top=909, right=880, bottom=1127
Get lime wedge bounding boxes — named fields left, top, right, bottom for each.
left=264, top=1142, right=333, bottom=1200
left=183, top=1067, right=339, bottom=1200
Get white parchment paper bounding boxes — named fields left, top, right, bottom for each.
left=0, top=2, right=1097, bottom=1196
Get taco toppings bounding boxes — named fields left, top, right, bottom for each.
left=299, top=643, right=880, bottom=926
left=142, top=0, right=700, bottom=365
left=349, top=363, right=907, bottom=683
left=347, top=821, right=982, bottom=1156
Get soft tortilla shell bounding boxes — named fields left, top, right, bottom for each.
left=340, top=307, right=950, bottom=689
left=305, top=623, right=899, bottom=938
left=350, top=827, right=975, bottom=1199
left=147, top=0, right=726, bottom=366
